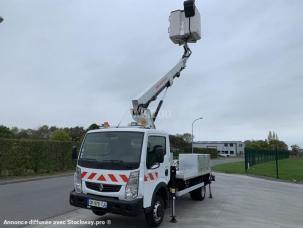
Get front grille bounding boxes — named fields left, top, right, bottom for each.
left=87, top=194, right=119, bottom=200
left=85, top=181, right=122, bottom=192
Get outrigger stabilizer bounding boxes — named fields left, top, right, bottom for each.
left=169, top=169, right=215, bottom=223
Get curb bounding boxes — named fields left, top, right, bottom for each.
left=0, top=172, right=74, bottom=185
left=213, top=171, right=303, bottom=185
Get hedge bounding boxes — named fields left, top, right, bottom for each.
left=0, top=138, right=218, bottom=178
left=0, top=138, right=76, bottom=177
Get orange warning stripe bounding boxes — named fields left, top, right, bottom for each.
left=108, top=174, right=118, bottom=182
left=87, top=172, right=96, bottom=180
left=81, top=171, right=87, bottom=178
left=120, top=174, right=128, bottom=183
left=144, top=172, right=159, bottom=182
left=81, top=171, right=129, bottom=183
left=148, top=173, right=154, bottom=180
left=98, top=175, right=106, bottom=181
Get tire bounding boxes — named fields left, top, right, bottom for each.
left=92, top=210, right=107, bottom=216
left=145, top=195, right=165, bottom=227
left=190, top=185, right=206, bottom=201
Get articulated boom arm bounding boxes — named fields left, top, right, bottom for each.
left=131, top=44, right=192, bottom=128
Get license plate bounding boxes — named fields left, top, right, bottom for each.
left=88, top=199, right=107, bottom=208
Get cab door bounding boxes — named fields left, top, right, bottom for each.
left=143, top=134, right=170, bottom=208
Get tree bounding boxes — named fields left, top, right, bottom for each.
left=182, top=133, right=193, bottom=143
left=169, top=134, right=191, bottom=153
left=87, top=123, right=99, bottom=131
left=268, top=139, right=288, bottom=151
left=35, top=125, right=50, bottom=139
left=68, top=126, right=85, bottom=142
left=290, top=144, right=301, bottom=157
left=245, top=140, right=270, bottom=150
left=268, top=131, right=273, bottom=141
left=275, top=133, right=279, bottom=141
left=272, top=131, right=279, bottom=140
left=0, top=125, right=13, bottom=138
left=50, top=129, right=71, bottom=141
left=16, top=129, right=30, bottom=139
left=10, top=127, right=19, bottom=136
left=268, top=131, right=279, bottom=141
left=24, top=129, right=36, bottom=138
left=291, top=144, right=301, bottom=152
left=49, top=126, right=58, bottom=133
left=245, top=138, right=288, bottom=151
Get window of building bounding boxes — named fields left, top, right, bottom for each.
left=225, top=151, right=228, bottom=154
left=230, top=151, right=234, bottom=155
left=224, top=143, right=228, bottom=147
left=230, top=143, right=233, bottom=147
left=239, top=144, right=242, bottom=147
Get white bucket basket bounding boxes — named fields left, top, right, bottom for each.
left=169, top=7, right=201, bottom=45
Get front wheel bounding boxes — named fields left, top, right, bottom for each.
left=145, top=195, right=165, bottom=227
left=190, top=185, right=206, bottom=201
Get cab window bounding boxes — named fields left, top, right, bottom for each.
left=146, top=136, right=166, bottom=169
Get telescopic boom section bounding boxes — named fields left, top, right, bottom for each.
left=131, top=0, right=201, bottom=129
left=131, top=44, right=192, bottom=129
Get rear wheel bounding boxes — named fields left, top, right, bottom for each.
left=145, top=195, right=165, bottom=227
left=190, top=185, right=206, bottom=201
left=92, top=210, right=107, bottom=216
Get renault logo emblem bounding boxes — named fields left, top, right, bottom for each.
left=99, top=183, right=104, bottom=192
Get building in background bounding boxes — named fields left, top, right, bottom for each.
left=193, top=141, right=245, bottom=157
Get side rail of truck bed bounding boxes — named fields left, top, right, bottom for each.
left=176, top=153, right=211, bottom=180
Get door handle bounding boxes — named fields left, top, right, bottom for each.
left=165, top=169, right=168, bottom=176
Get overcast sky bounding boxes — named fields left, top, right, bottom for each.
left=0, top=0, right=302, bottom=147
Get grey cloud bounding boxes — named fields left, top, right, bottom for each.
left=0, top=0, right=302, bottom=147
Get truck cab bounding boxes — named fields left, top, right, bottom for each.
left=70, top=127, right=171, bottom=226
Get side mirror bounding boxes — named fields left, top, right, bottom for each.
left=151, top=163, right=160, bottom=169
left=72, top=146, right=78, bottom=161
left=155, top=146, right=165, bottom=163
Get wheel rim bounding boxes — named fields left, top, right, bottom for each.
left=153, top=201, right=163, bottom=222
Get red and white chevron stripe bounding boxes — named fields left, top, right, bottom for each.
left=81, top=171, right=158, bottom=183
left=81, top=172, right=129, bottom=183
left=144, top=172, right=158, bottom=182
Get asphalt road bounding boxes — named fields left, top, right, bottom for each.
left=0, top=175, right=76, bottom=228
left=0, top=157, right=237, bottom=226
left=2, top=157, right=303, bottom=228
left=27, top=173, right=303, bottom=228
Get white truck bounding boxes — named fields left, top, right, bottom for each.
left=70, top=1, right=214, bottom=227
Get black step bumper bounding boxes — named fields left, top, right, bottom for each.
left=69, top=190, right=143, bottom=216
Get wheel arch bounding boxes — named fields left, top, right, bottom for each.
left=152, top=182, right=169, bottom=209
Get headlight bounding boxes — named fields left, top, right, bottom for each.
left=125, top=171, right=139, bottom=200
left=74, top=167, right=82, bottom=193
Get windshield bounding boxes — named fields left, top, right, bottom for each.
left=78, top=131, right=144, bottom=170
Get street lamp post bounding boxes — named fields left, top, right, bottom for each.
left=191, top=117, right=203, bottom=154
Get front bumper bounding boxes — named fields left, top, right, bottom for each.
left=69, top=190, right=143, bottom=216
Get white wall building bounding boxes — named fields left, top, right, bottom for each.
left=193, top=141, right=245, bottom=157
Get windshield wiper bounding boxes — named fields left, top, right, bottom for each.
left=102, top=159, right=125, bottom=163
left=101, top=160, right=136, bottom=169
left=80, top=158, right=97, bottom=161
